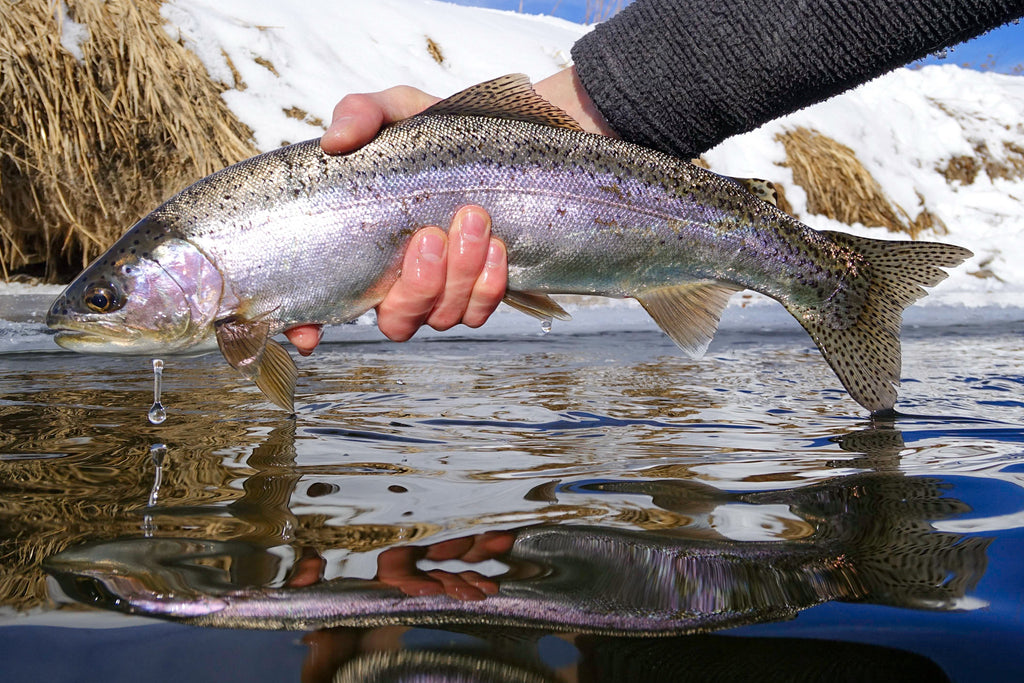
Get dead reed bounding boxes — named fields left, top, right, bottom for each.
left=776, top=127, right=930, bottom=236
left=0, top=0, right=256, bottom=282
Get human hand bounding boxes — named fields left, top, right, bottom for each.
left=284, top=85, right=508, bottom=354
left=284, top=68, right=613, bottom=354
left=375, top=531, right=515, bottom=601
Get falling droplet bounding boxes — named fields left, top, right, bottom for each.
left=148, top=358, right=166, bottom=424
left=540, top=318, right=552, bottom=334
left=143, top=443, right=167, bottom=536
left=148, top=443, right=166, bottom=508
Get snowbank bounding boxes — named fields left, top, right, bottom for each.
left=4, top=0, right=1022, bottom=330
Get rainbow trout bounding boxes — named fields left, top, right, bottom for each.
left=46, top=526, right=859, bottom=633
left=46, top=74, right=971, bottom=413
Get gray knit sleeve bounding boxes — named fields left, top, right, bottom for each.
left=571, top=0, right=1024, bottom=158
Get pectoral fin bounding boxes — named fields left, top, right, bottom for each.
left=502, top=291, right=572, bottom=322
left=215, top=316, right=298, bottom=413
left=636, top=282, right=742, bottom=358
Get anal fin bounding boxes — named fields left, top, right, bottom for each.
left=636, top=282, right=742, bottom=358
left=502, top=291, right=572, bottom=322
left=215, top=316, right=298, bottom=413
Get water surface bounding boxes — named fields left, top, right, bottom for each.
left=1, top=305, right=1023, bottom=681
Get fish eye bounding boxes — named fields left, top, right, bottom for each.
left=83, top=284, right=123, bottom=314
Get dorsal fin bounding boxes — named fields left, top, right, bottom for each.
left=421, top=73, right=584, bottom=131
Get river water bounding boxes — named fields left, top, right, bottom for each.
left=1, top=297, right=1022, bottom=682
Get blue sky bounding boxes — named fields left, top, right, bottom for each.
left=443, top=1, right=1024, bottom=74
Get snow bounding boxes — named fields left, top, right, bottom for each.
left=704, top=64, right=1024, bottom=308
left=4, top=0, right=1023, bottom=329
left=160, top=0, right=586, bottom=150
left=55, top=0, right=90, bottom=62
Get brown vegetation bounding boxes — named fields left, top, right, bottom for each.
left=426, top=36, right=445, bottom=65
left=0, top=0, right=256, bottom=282
left=941, top=141, right=1024, bottom=185
left=775, top=127, right=943, bottom=238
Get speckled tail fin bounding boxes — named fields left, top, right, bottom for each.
left=786, top=234, right=972, bottom=413
left=421, top=73, right=584, bottom=131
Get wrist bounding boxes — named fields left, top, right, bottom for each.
left=534, top=67, right=616, bottom=138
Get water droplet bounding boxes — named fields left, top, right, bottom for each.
left=540, top=318, right=552, bottom=334
left=148, top=358, right=166, bottom=424
left=148, top=403, right=166, bottom=425
left=149, top=442, right=167, bottom=467
left=147, top=443, right=166, bottom=509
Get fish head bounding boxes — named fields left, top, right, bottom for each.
left=47, top=223, right=224, bottom=355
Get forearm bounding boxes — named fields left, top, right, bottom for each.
left=571, top=0, right=1024, bottom=158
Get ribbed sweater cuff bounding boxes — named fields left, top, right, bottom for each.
left=572, top=0, right=1024, bottom=158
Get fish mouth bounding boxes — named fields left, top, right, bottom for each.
left=52, top=328, right=122, bottom=349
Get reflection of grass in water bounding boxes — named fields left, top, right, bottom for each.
left=0, top=369, right=436, bottom=611
left=2, top=333, right=1016, bottom=615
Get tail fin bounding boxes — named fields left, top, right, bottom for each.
left=785, top=233, right=972, bottom=413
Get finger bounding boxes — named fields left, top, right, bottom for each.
left=425, top=569, right=486, bottom=602
left=376, top=547, right=441, bottom=597
left=284, top=324, right=324, bottom=356
left=321, top=87, right=440, bottom=155
left=459, top=530, right=516, bottom=564
left=462, top=239, right=508, bottom=329
left=425, top=206, right=492, bottom=330
left=375, top=227, right=447, bottom=342
left=423, top=536, right=477, bottom=562
left=284, top=547, right=326, bottom=588
left=458, top=570, right=499, bottom=596
left=320, top=93, right=384, bottom=154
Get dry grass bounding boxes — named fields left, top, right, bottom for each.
left=0, top=0, right=257, bottom=282
left=775, top=127, right=931, bottom=236
left=425, top=36, right=445, bottom=65
left=941, top=141, right=1024, bottom=185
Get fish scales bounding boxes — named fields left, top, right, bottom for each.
left=46, top=74, right=972, bottom=414
left=160, top=115, right=836, bottom=320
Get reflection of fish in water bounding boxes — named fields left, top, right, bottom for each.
left=47, top=469, right=990, bottom=633
left=45, top=74, right=970, bottom=414
left=46, top=528, right=857, bottom=632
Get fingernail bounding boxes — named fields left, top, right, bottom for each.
left=485, top=241, right=505, bottom=267
left=418, top=231, right=445, bottom=262
left=458, top=208, right=489, bottom=242
left=331, top=114, right=355, bottom=130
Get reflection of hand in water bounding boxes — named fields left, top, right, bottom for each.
left=285, top=547, right=327, bottom=588
left=297, top=533, right=513, bottom=682
left=376, top=531, right=515, bottom=601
